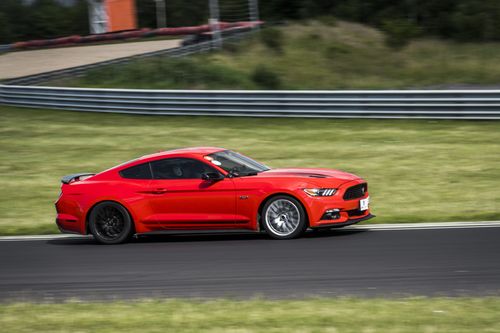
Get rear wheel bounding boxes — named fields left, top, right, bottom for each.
left=262, top=195, right=307, bottom=239
left=89, top=201, right=133, bottom=244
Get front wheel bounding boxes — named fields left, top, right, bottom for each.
left=89, top=201, right=134, bottom=244
left=262, top=195, right=308, bottom=239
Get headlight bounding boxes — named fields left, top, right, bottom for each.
left=303, top=188, right=337, bottom=197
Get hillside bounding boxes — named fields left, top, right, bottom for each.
left=52, top=20, right=500, bottom=90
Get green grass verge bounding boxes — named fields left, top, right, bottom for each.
left=1, top=106, right=499, bottom=235
left=1, top=298, right=500, bottom=332
left=51, top=19, right=500, bottom=89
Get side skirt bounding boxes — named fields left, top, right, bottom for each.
left=136, top=229, right=261, bottom=237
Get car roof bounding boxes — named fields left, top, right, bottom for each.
left=139, top=147, right=226, bottom=160
left=96, top=147, right=228, bottom=176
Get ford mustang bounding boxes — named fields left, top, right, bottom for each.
left=55, top=147, right=374, bottom=244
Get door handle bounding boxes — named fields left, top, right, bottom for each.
left=140, top=188, right=168, bottom=195
left=151, top=188, right=168, bottom=194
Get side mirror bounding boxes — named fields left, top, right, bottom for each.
left=201, top=172, right=224, bottom=181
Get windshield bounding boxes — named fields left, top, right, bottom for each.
left=205, top=150, right=270, bottom=176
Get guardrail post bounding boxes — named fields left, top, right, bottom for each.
left=249, top=0, right=260, bottom=30
left=209, top=0, right=222, bottom=49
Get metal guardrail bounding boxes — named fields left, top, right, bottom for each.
left=2, top=85, right=500, bottom=119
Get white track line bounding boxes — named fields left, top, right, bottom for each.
left=1, top=221, right=500, bottom=241
left=0, top=234, right=91, bottom=241
left=349, top=221, right=500, bottom=231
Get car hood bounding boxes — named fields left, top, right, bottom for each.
left=257, top=168, right=361, bottom=183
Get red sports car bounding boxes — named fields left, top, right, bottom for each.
left=56, top=147, right=373, bottom=244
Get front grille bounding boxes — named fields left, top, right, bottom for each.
left=343, top=183, right=367, bottom=200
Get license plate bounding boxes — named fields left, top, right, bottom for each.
left=359, top=197, right=369, bottom=211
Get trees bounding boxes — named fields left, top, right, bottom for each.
left=0, top=0, right=87, bottom=43
left=257, top=0, right=500, bottom=42
left=1, top=0, right=500, bottom=44
left=0, top=0, right=29, bottom=43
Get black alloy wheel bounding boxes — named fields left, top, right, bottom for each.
left=89, top=201, right=133, bottom=244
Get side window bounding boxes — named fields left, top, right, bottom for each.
left=151, top=158, right=218, bottom=179
left=119, top=163, right=152, bottom=179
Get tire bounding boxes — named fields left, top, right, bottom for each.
left=261, top=195, right=308, bottom=239
left=88, top=201, right=134, bottom=244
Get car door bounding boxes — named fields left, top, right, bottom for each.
left=147, top=157, right=237, bottom=229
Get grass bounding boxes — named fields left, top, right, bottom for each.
left=1, top=297, right=500, bottom=332
left=51, top=19, right=500, bottom=89
left=1, top=106, right=500, bottom=235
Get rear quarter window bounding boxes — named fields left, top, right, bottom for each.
left=119, top=163, right=152, bottom=179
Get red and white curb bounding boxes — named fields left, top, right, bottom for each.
left=0, top=221, right=499, bottom=241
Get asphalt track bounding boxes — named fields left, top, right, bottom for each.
left=1, top=223, right=500, bottom=300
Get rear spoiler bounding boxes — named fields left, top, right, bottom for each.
left=61, top=173, right=95, bottom=184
